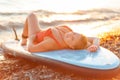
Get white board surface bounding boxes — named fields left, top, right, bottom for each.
left=2, top=40, right=120, bottom=70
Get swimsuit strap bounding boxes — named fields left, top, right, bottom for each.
left=55, top=26, right=68, bottom=45
left=47, top=28, right=62, bottom=47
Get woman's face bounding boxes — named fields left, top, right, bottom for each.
left=64, top=32, right=82, bottom=49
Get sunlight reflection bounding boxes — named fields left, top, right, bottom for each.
left=1, top=0, right=120, bottom=13
left=40, top=0, right=106, bottom=12
left=38, top=0, right=120, bottom=13
left=42, top=14, right=90, bottom=22
left=69, top=20, right=120, bottom=37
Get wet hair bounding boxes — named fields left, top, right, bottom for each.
left=73, top=34, right=88, bottom=50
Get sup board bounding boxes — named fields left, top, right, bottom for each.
left=1, top=40, right=120, bottom=78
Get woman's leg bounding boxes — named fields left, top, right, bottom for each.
left=21, top=13, right=41, bottom=45
left=27, top=13, right=41, bottom=36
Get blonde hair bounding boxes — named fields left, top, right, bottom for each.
left=73, top=34, right=88, bottom=50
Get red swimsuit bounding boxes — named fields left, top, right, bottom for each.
left=35, top=26, right=72, bottom=47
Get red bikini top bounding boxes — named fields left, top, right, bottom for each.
left=35, top=26, right=72, bottom=47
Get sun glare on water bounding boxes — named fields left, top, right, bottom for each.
left=0, top=0, right=119, bottom=13
left=39, top=0, right=106, bottom=13
left=34, top=0, right=119, bottom=13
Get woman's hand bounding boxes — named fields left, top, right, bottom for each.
left=87, top=37, right=100, bottom=52
left=87, top=45, right=99, bottom=52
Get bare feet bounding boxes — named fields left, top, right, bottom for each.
left=20, top=38, right=27, bottom=45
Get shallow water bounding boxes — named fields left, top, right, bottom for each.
left=0, top=8, right=120, bottom=40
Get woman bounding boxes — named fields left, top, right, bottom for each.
left=20, top=13, right=100, bottom=52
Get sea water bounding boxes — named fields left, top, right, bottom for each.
left=0, top=0, right=120, bottom=37
left=0, top=0, right=120, bottom=13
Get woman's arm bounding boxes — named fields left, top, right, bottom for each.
left=87, top=37, right=100, bottom=52
left=87, top=37, right=100, bottom=47
left=27, top=35, right=59, bottom=52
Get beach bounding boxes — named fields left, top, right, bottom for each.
left=0, top=8, right=120, bottom=80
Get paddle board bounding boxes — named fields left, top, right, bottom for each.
left=1, top=40, right=120, bottom=78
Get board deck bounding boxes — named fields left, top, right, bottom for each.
left=1, top=40, right=120, bottom=78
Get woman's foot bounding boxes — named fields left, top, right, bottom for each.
left=20, top=38, right=27, bottom=45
